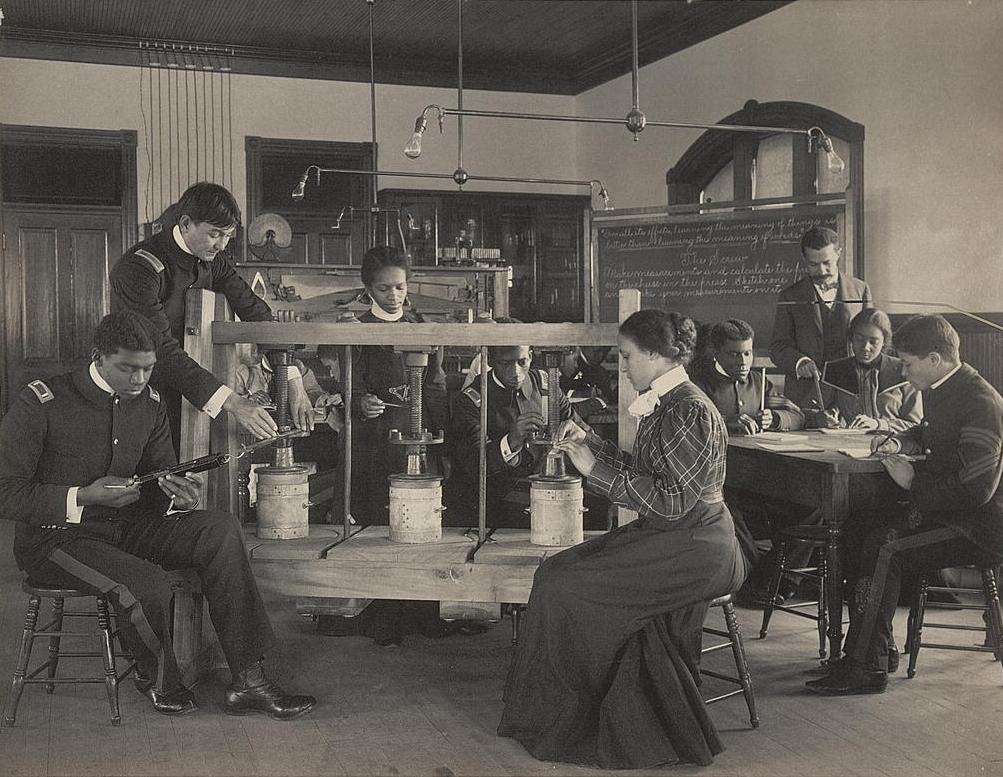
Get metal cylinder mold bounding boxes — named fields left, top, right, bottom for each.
left=389, top=475, right=443, bottom=544
left=256, top=465, right=310, bottom=539
left=530, top=477, right=584, bottom=547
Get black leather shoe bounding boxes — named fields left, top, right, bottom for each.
left=804, top=656, right=846, bottom=676
left=805, top=664, right=887, bottom=696
left=887, top=646, right=900, bottom=674
left=134, top=675, right=198, bottom=715
left=223, top=664, right=316, bottom=720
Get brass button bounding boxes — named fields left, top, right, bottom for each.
left=113, top=438, right=119, bottom=445
left=924, top=449, right=932, bottom=455
left=921, top=420, right=929, bottom=427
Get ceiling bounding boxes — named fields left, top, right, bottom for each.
left=0, top=0, right=792, bottom=95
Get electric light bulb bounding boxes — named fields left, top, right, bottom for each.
left=403, top=131, right=423, bottom=159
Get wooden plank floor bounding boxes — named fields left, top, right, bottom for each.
left=1, top=519, right=1002, bottom=776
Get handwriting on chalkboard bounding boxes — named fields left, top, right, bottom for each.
left=596, top=207, right=842, bottom=332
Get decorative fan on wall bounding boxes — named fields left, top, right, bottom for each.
left=247, top=212, right=293, bottom=262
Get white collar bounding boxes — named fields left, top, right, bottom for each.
left=369, top=301, right=404, bottom=322
left=492, top=371, right=526, bottom=398
left=930, top=363, right=962, bottom=390
left=628, top=364, right=688, bottom=418
left=89, top=362, right=116, bottom=396
left=172, top=224, right=196, bottom=256
left=714, top=359, right=750, bottom=383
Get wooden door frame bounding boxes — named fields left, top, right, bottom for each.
left=0, top=124, right=138, bottom=410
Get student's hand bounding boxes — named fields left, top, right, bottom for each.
left=552, top=439, right=596, bottom=477
left=736, top=414, right=761, bottom=436
left=849, top=414, right=879, bottom=431
left=224, top=394, right=278, bottom=440
left=247, top=390, right=273, bottom=407
left=509, top=411, right=546, bottom=449
left=360, top=393, right=386, bottom=419
left=288, top=379, right=315, bottom=432
left=158, top=472, right=203, bottom=512
left=820, top=409, right=841, bottom=429
left=756, top=409, right=774, bottom=431
left=555, top=418, right=587, bottom=444
left=78, top=476, right=142, bottom=508
left=796, top=359, right=820, bottom=380
left=871, top=435, right=901, bottom=455
left=881, top=455, right=915, bottom=489
left=314, top=392, right=343, bottom=408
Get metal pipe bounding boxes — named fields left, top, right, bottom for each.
left=630, top=0, right=639, bottom=112
left=456, top=0, right=464, bottom=179
left=367, top=0, right=379, bottom=246
left=343, top=344, right=353, bottom=537
left=478, top=344, right=488, bottom=543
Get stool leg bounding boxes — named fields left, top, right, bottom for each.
left=511, top=605, right=523, bottom=647
left=760, top=539, right=787, bottom=639
left=816, top=555, right=828, bottom=660
left=907, top=575, right=929, bottom=679
left=4, top=595, right=41, bottom=726
left=980, top=568, right=1003, bottom=676
left=45, top=597, right=65, bottom=694
left=95, top=597, right=121, bottom=726
left=722, top=601, right=759, bottom=729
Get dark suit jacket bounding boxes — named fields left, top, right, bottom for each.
left=769, top=273, right=872, bottom=406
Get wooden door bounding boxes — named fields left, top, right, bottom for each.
left=2, top=207, right=122, bottom=408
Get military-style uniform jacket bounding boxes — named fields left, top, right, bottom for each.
left=447, top=369, right=581, bottom=524
left=818, top=354, right=922, bottom=432
left=695, top=367, right=805, bottom=434
left=0, top=369, right=175, bottom=570
left=110, top=229, right=273, bottom=408
left=896, top=364, right=1003, bottom=557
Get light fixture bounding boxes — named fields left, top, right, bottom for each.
left=810, top=126, right=846, bottom=174
left=403, top=0, right=848, bottom=164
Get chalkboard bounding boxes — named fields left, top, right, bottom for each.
left=594, top=205, right=844, bottom=342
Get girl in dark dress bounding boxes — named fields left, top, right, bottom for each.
left=321, top=247, right=448, bottom=645
left=498, top=309, right=748, bottom=769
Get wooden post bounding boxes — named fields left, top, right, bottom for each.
left=343, top=344, right=353, bottom=537
left=478, top=344, right=489, bottom=543
left=210, top=293, right=239, bottom=515
left=617, top=289, right=642, bottom=526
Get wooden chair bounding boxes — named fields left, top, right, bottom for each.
left=905, top=565, right=1003, bottom=679
left=3, top=580, right=136, bottom=726
left=702, top=593, right=759, bottom=728
left=759, top=524, right=828, bottom=658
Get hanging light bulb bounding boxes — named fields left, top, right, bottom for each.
left=403, top=116, right=427, bottom=159
left=809, top=127, right=846, bottom=175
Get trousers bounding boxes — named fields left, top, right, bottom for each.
left=24, top=509, right=274, bottom=692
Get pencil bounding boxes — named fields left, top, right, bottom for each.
left=759, top=368, right=767, bottom=413
left=873, top=429, right=897, bottom=454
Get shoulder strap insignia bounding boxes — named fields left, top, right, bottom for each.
left=148, top=387, right=161, bottom=402
left=27, top=380, right=54, bottom=404
left=536, top=369, right=549, bottom=392
left=134, top=249, right=165, bottom=273
left=462, top=387, right=482, bottom=408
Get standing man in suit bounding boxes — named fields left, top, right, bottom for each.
left=111, top=182, right=313, bottom=450
left=770, top=227, right=872, bottom=407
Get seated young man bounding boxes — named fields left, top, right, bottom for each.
left=0, top=311, right=316, bottom=719
left=695, top=318, right=805, bottom=435
left=694, top=318, right=814, bottom=601
left=808, top=314, right=1003, bottom=696
left=447, top=342, right=602, bottom=529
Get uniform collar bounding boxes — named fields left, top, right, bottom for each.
left=369, top=302, right=404, bottom=322
left=172, top=224, right=196, bottom=257
left=714, top=359, right=748, bottom=384
left=628, top=364, right=688, bottom=418
left=492, top=371, right=529, bottom=400
left=89, top=362, right=116, bottom=396
left=930, top=362, right=962, bottom=390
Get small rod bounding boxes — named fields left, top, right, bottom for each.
left=630, top=0, right=640, bottom=112
left=302, top=165, right=597, bottom=188
left=456, top=0, right=464, bottom=174
left=478, top=344, right=488, bottom=543
left=367, top=0, right=379, bottom=220
left=437, top=107, right=810, bottom=136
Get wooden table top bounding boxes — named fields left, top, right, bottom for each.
left=727, top=430, right=890, bottom=474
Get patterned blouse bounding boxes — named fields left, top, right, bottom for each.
left=585, top=381, right=728, bottom=522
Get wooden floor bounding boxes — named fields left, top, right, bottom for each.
left=1, top=519, right=1001, bottom=777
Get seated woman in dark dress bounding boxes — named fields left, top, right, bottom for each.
left=497, top=309, right=748, bottom=770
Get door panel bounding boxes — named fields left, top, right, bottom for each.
left=2, top=209, right=121, bottom=408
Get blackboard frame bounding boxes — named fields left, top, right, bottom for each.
left=588, top=195, right=854, bottom=352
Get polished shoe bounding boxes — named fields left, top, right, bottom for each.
left=805, top=663, right=887, bottom=696
left=887, top=646, right=900, bottom=674
left=133, top=674, right=198, bottom=715
left=223, top=663, right=316, bottom=720
left=805, top=656, right=846, bottom=676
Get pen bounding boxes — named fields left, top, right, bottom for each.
left=873, top=429, right=898, bottom=454
left=759, top=368, right=767, bottom=414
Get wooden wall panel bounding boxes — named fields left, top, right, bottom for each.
left=19, top=228, right=58, bottom=360
left=68, top=228, right=111, bottom=359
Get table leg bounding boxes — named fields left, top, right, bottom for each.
left=824, top=473, right=850, bottom=660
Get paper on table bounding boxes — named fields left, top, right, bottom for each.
left=755, top=441, right=825, bottom=453
left=838, top=448, right=873, bottom=459
left=817, top=428, right=868, bottom=435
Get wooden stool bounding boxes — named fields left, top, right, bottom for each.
left=905, top=565, right=1003, bottom=679
left=759, top=525, right=828, bottom=658
left=702, top=594, right=759, bottom=728
left=3, top=580, right=135, bottom=726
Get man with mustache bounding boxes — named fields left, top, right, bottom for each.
left=770, top=227, right=872, bottom=408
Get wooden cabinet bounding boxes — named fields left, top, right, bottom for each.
left=379, top=189, right=590, bottom=323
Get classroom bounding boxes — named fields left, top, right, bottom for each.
left=0, top=1, right=1001, bottom=775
